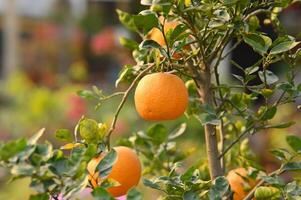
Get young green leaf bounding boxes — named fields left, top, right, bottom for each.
left=286, top=135, right=301, bottom=153
left=55, top=129, right=72, bottom=142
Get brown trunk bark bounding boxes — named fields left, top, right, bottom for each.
left=197, top=67, right=223, bottom=180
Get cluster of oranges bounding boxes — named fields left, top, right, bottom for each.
left=86, top=19, right=256, bottom=199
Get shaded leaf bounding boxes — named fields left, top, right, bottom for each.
left=183, top=190, right=200, bottom=200
left=147, top=124, right=168, bottom=144
left=55, top=129, right=72, bottom=142
left=127, top=188, right=142, bottom=200
left=143, top=179, right=161, bottom=190
left=92, top=187, right=114, bottom=200
left=286, top=135, right=301, bottom=153
left=283, top=162, right=301, bottom=171
left=96, top=149, right=117, bottom=178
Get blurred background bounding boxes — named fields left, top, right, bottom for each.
left=0, top=0, right=300, bottom=199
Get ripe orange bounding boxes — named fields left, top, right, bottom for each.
left=87, top=146, right=142, bottom=197
left=134, top=72, right=188, bottom=121
left=148, top=20, right=179, bottom=46
left=226, top=168, right=257, bottom=200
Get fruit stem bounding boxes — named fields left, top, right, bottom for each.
left=197, top=66, right=223, bottom=180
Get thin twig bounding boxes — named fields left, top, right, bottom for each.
left=219, top=126, right=255, bottom=159
left=99, top=92, right=125, bottom=101
left=273, top=91, right=286, bottom=107
left=106, top=64, right=155, bottom=149
left=244, top=9, right=270, bottom=21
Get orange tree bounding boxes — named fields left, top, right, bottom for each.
left=2, top=0, right=301, bottom=199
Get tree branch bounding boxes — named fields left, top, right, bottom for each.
left=106, top=63, right=155, bottom=149
left=219, top=126, right=255, bottom=159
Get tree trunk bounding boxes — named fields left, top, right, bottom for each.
left=197, top=66, right=223, bottom=180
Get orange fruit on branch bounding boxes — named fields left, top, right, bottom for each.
left=87, top=146, right=142, bottom=197
left=226, top=168, right=257, bottom=200
left=148, top=20, right=179, bottom=46
left=135, top=72, right=188, bottom=121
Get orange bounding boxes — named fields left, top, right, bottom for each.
left=87, top=146, right=142, bottom=197
left=134, top=72, right=188, bottom=121
left=148, top=19, right=190, bottom=60
left=226, top=168, right=257, bottom=200
left=148, top=20, right=179, bottom=46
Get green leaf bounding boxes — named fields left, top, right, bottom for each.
left=169, top=24, right=187, bottom=44
left=79, top=118, right=102, bottom=144
left=183, top=190, right=200, bottom=200
left=147, top=124, right=168, bottom=144
left=257, top=106, right=277, bottom=121
left=0, top=138, right=27, bottom=161
left=55, top=129, right=72, bottom=142
left=285, top=181, right=301, bottom=197
left=29, top=194, right=49, bottom=200
left=243, top=33, right=272, bottom=55
left=139, top=39, right=162, bottom=49
left=258, top=70, right=279, bottom=85
left=116, top=9, right=138, bottom=32
left=77, top=90, right=97, bottom=100
left=197, top=113, right=220, bottom=125
left=254, top=186, right=281, bottom=200
left=286, top=135, right=301, bottom=153
left=261, top=176, right=285, bottom=187
left=270, top=148, right=291, bottom=161
left=11, top=163, right=35, bottom=176
left=268, top=121, right=295, bottom=129
left=168, top=123, right=187, bottom=140
left=134, top=11, right=159, bottom=34
left=143, top=179, right=161, bottom=190
left=96, top=149, right=117, bottom=178
left=115, top=65, right=135, bottom=87
left=28, top=128, right=45, bottom=145
left=270, top=41, right=300, bottom=54
left=283, top=162, right=301, bottom=171
left=209, top=176, right=229, bottom=200
left=92, top=187, right=114, bottom=200
left=127, top=188, right=142, bottom=200
left=119, top=37, right=139, bottom=50
left=180, top=166, right=197, bottom=182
